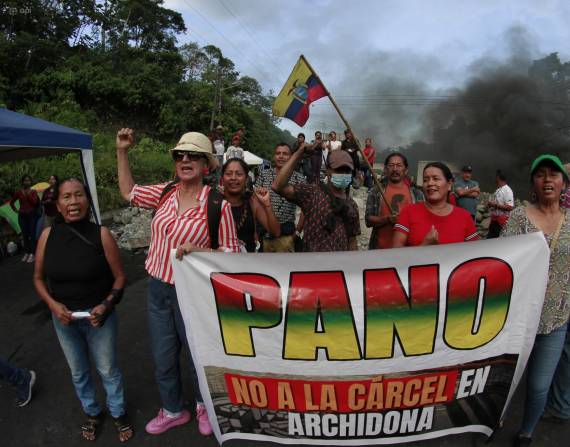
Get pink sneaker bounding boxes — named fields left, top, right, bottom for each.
left=145, top=408, right=191, bottom=434
left=196, top=404, right=213, bottom=436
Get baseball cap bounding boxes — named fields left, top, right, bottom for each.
left=461, top=165, right=473, bottom=172
left=327, top=150, right=354, bottom=170
left=530, top=154, right=569, bottom=181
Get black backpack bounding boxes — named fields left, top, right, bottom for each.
left=152, top=182, right=224, bottom=249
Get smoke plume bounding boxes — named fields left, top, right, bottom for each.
left=342, top=26, right=570, bottom=195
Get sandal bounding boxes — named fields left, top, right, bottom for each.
left=81, top=413, right=103, bottom=441
left=113, top=415, right=134, bottom=442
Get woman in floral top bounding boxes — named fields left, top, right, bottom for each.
left=500, top=154, right=570, bottom=447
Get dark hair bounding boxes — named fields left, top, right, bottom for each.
left=49, top=174, right=60, bottom=186
left=274, top=142, right=291, bottom=152
left=54, top=178, right=93, bottom=223
left=21, top=174, right=32, bottom=185
left=297, top=133, right=305, bottom=139
left=496, top=170, right=507, bottom=182
left=385, top=152, right=408, bottom=168
left=423, top=162, right=453, bottom=181
left=221, top=158, right=250, bottom=176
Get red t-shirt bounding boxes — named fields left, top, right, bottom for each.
left=376, top=183, right=412, bottom=249
left=394, top=203, right=479, bottom=246
left=11, top=189, right=39, bottom=214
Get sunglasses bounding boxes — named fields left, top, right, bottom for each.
left=172, top=151, right=205, bottom=162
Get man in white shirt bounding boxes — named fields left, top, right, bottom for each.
left=226, top=135, right=244, bottom=160
left=325, top=131, right=342, bottom=152
left=213, top=125, right=225, bottom=166
left=487, top=169, right=514, bottom=238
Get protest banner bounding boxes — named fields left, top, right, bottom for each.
left=172, top=233, right=549, bottom=445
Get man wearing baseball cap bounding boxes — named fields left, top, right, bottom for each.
left=272, top=146, right=361, bottom=252
left=455, top=165, right=480, bottom=222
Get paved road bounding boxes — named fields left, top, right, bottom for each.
left=1, top=252, right=567, bottom=446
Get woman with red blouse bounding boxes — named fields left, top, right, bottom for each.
left=10, top=175, right=40, bottom=262
left=392, top=162, right=479, bottom=247
left=116, top=128, right=239, bottom=437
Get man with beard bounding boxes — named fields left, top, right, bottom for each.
left=365, top=152, right=423, bottom=249
left=255, top=143, right=306, bottom=252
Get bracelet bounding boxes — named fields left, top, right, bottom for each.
left=109, top=288, right=124, bottom=305
left=101, top=299, right=114, bottom=312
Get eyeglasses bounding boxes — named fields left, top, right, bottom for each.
left=172, top=151, right=205, bottom=162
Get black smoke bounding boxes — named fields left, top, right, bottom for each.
left=398, top=26, right=570, bottom=196
left=332, top=26, right=570, bottom=196
left=404, top=66, right=570, bottom=196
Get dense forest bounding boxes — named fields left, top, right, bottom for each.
left=0, top=0, right=293, bottom=210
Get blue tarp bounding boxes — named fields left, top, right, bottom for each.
left=0, top=108, right=100, bottom=222
left=0, top=108, right=92, bottom=161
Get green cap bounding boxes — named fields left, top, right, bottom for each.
left=530, top=154, right=569, bottom=180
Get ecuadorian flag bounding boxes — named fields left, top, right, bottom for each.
left=272, top=55, right=327, bottom=127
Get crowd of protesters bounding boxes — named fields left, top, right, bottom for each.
left=2, top=124, right=568, bottom=447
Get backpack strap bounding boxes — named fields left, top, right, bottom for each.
left=207, top=187, right=224, bottom=249
left=151, top=181, right=179, bottom=218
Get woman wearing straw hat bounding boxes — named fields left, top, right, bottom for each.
left=115, top=129, right=240, bottom=436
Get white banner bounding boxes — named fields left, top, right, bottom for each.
left=172, top=233, right=549, bottom=445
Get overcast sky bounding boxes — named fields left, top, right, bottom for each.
left=165, top=0, right=570, bottom=148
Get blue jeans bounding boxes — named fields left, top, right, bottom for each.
left=18, top=212, right=38, bottom=254
left=520, top=322, right=568, bottom=435
left=546, top=323, right=570, bottom=418
left=0, top=357, right=28, bottom=387
left=52, top=311, right=126, bottom=418
left=147, top=277, right=202, bottom=413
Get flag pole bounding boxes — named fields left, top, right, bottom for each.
left=300, top=55, right=394, bottom=214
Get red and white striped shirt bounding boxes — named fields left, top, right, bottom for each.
left=131, top=183, right=239, bottom=284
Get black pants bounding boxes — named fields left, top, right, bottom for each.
left=18, top=212, right=39, bottom=254
left=487, top=221, right=503, bottom=239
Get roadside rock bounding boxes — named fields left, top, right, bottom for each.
left=110, top=207, right=153, bottom=250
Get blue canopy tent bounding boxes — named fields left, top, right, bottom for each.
left=0, top=108, right=101, bottom=222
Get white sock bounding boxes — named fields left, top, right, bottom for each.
left=164, top=409, right=182, bottom=418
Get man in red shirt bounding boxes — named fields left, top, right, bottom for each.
left=362, top=138, right=376, bottom=190
left=365, top=152, right=423, bottom=249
